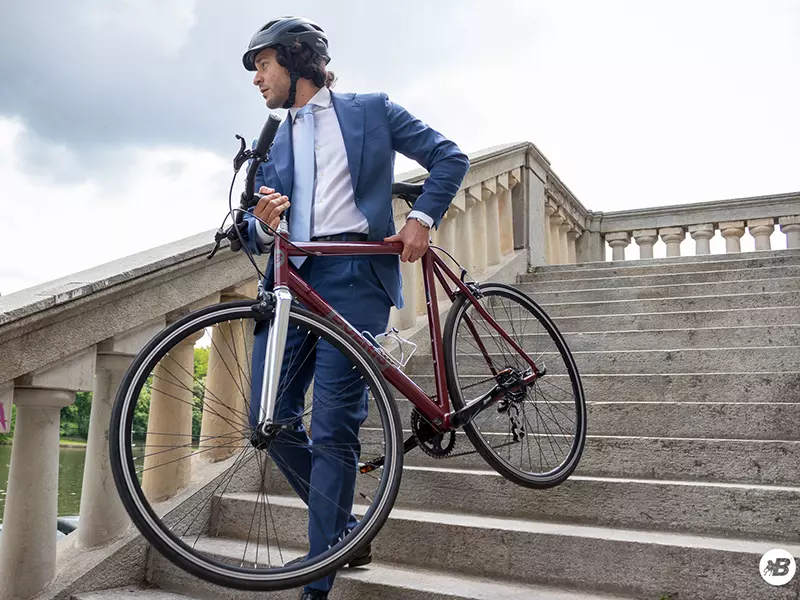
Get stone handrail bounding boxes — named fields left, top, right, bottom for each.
left=0, top=143, right=546, bottom=600
left=578, top=192, right=800, bottom=262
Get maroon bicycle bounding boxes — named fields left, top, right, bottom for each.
left=110, top=117, right=586, bottom=591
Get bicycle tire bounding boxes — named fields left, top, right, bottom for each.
left=442, top=282, right=586, bottom=488
left=110, top=300, right=403, bottom=590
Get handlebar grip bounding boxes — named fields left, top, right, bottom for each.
left=253, top=114, right=282, bottom=159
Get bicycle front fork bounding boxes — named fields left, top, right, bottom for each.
left=258, top=285, right=293, bottom=436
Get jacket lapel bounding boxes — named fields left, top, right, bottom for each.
left=331, top=92, right=364, bottom=194
left=270, top=115, right=294, bottom=195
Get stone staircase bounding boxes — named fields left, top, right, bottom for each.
left=72, top=250, right=800, bottom=600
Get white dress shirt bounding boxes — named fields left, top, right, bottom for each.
left=256, top=86, right=432, bottom=245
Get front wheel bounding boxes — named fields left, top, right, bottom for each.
left=443, top=283, right=586, bottom=488
left=110, top=300, right=403, bottom=590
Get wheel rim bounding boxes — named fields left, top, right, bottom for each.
left=112, top=303, right=400, bottom=587
left=449, top=287, right=585, bottom=481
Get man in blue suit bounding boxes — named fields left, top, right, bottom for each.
left=240, top=16, right=469, bottom=600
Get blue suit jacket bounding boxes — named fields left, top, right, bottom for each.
left=244, top=91, right=470, bottom=309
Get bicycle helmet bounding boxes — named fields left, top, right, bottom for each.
left=243, top=16, right=331, bottom=109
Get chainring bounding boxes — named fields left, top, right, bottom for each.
left=410, top=409, right=456, bottom=459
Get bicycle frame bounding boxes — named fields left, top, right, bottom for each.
left=258, top=221, right=541, bottom=433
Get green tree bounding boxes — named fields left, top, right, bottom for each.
left=192, top=347, right=209, bottom=444
left=60, top=391, right=92, bottom=439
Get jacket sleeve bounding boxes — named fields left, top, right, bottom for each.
left=382, top=93, right=470, bottom=228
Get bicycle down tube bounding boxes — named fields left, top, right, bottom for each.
left=259, top=222, right=542, bottom=431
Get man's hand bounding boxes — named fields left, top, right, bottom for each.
left=253, top=186, right=290, bottom=232
left=384, top=219, right=430, bottom=262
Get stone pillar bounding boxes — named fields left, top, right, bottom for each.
left=748, top=218, right=775, bottom=251
left=0, top=348, right=95, bottom=599
left=549, top=211, right=565, bottom=265
left=468, top=186, right=487, bottom=274
left=77, top=354, right=132, bottom=548
left=141, top=330, right=204, bottom=502
left=566, top=230, right=580, bottom=264
left=659, top=227, right=685, bottom=258
left=558, top=220, right=572, bottom=264
left=485, top=192, right=502, bottom=267
left=199, top=318, right=250, bottom=463
left=0, top=388, right=74, bottom=600
left=688, top=224, right=715, bottom=255
left=77, top=318, right=165, bottom=549
left=544, top=203, right=556, bottom=264
left=780, top=215, right=800, bottom=249
left=720, top=221, right=745, bottom=253
left=497, top=173, right=514, bottom=255
left=455, top=206, right=474, bottom=274
left=430, top=215, right=454, bottom=306
left=631, top=229, right=657, bottom=259
left=606, top=232, right=630, bottom=262
left=391, top=257, right=419, bottom=330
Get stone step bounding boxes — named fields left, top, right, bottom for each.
left=260, top=467, right=800, bottom=541
left=146, top=550, right=636, bottom=600
left=519, top=276, right=800, bottom=303
left=408, top=371, right=800, bottom=403
left=455, top=325, right=800, bottom=352
left=408, top=346, right=800, bottom=375
left=363, top=429, right=800, bottom=485
left=518, top=264, right=800, bottom=292
left=534, top=291, right=799, bottom=318
left=366, top=398, right=800, bottom=440
left=199, top=495, right=800, bottom=600
left=542, top=306, right=800, bottom=331
left=520, top=250, right=800, bottom=281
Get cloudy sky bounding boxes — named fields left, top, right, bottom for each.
left=1, top=0, right=798, bottom=294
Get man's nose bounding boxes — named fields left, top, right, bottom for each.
left=253, top=73, right=261, bottom=86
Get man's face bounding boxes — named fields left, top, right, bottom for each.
left=252, top=48, right=290, bottom=109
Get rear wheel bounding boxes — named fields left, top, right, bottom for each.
left=110, top=300, right=403, bottom=590
left=443, top=283, right=586, bottom=488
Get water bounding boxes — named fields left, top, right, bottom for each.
left=0, top=444, right=87, bottom=523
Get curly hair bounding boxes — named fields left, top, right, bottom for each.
left=275, top=41, right=336, bottom=89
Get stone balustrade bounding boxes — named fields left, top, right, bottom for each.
left=579, top=192, right=800, bottom=262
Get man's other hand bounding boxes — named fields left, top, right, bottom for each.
left=253, top=186, right=290, bottom=232
left=384, top=219, right=430, bottom=263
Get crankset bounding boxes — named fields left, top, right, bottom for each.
left=410, top=409, right=457, bottom=459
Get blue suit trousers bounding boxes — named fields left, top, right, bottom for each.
left=248, top=255, right=391, bottom=592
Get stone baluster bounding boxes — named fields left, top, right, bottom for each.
left=606, top=232, right=630, bottom=262
left=454, top=191, right=474, bottom=275
left=719, top=221, right=745, bottom=253
left=77, top=318, right=166, bottom=549
left=468, top=184, right=487, bottom=274
left=748, top=218, right=775, bottom=251
left=566, top=230, right=581, bottom=264
left=558, top=216, right=572, bottom=264
left=780, top=216, right=800, bottom=249
left=199, top=283, right=258, bottom=464
left=544, top=203, right=556, bottom=264
left=659, top=227, right=685, bottom=257
left=141, top=329, right=206, bottom=502
left=548, top=210, right=565, bottom=265
left=0, top=348, right=95, bottom=600
left=688, top=224, right=715, bottom=255
left=482, top=178, right=502, bottom=267
left=497, top=172, right=514, bottom=256
left=432, top=210, right=457, bottom=306
left=632, top=229, right=658, bottom=259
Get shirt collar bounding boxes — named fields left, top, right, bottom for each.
left=288, top=86, right=331, bottom=121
